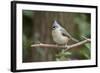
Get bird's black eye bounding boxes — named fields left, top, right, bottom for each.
left=52, top=26, right=57, bottom=30
left=53, top=26, right=55, bottom=28
left=52, top=25, right=58, bottom=30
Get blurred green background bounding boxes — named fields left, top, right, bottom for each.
left=22, top=10, right=91, bottom=62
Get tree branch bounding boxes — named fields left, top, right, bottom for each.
left=31, top=38, right=91, bottom=51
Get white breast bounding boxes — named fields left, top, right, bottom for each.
left=52, top=29, right=69, bottom=45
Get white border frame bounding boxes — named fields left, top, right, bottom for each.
left=11, top=1, right=97, bottom=71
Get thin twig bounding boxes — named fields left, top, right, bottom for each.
left=31, top=38, right=91, bottom=51
left=64, top=38, right=91, bottom=51
left=31, top=43, right=66, bottom=48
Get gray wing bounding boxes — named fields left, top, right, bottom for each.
left=60, top=28, right=72, bottom=38
left=60, top=28, right=79, bottom=42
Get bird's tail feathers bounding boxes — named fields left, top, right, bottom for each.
left=70, top=37, right=79, bottom=42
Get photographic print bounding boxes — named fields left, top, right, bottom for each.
left=11, top=1, right=97, bottom=72
left=23, top=10, right=91, bottom=62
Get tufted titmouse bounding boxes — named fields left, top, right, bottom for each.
left=52, top=20, right=78, bottom=45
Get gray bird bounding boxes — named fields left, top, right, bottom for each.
left=52, top=20, right=78, bottom=45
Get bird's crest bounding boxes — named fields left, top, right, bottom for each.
left=52, top=20, right=61, bottom=29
